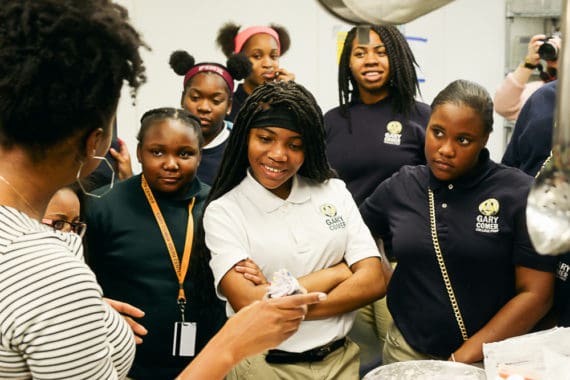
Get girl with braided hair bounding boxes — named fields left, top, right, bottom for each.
left=169, top=50, right=251, bottom=185
left=324, top=24, right=431, bottom=370
left=216, top=22, right=295, bottom=121
left=0, top=0, right=146, bottom=378
left=199, top=81, right=385, bottom=379
left=326, top=24, right=430, bottom=206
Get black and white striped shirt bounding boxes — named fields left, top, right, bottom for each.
left=0, top=206, right=135, bottom=379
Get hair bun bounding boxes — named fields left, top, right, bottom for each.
left=270, top=24, right=291, bottom=55
left=227, top=53, right=252, bottom=81
left=217, top=22, right=241, bottom=57
left=169, top=50, right=195, bottom=76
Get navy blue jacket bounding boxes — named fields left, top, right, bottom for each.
left=502, top=80, right=557, bottom=176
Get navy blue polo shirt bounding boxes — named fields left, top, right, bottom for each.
left=555, top=253, right=570, bottom=327
left=359, top=149, right=557, bottom=357
left=502, top=80, right=557, bottom=176
left=227, top=83, right=248, bottom=122
left=197, top=122, right=232, bottom=186
left=85, top=175, right=225, bottom=380
left=198, top=139, right=228, bottom=185
left=325, top=96, right=430, bottom=205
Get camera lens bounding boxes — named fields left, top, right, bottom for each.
left=538, top=39, right=558, bottom=61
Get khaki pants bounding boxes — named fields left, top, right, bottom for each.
left=227, top=338, right=360, bottom=380
left=349, top=261, right=396, bottom=373
left=382, top=320, right=444, bottom=364
left=348, top=296, right=393, bottom=370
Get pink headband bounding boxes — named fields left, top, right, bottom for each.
left=234, top=26, right=281, bottom=54
left=183, top=64, right=234, bottom=93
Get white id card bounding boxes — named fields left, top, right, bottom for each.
left=172, top=322, right=197, bottom=357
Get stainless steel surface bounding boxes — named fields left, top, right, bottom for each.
left=526, top=0, right=570, bottom=255
left=317, top=0, right=454, bottom=25
left=362, top=360, right=486, bottom=380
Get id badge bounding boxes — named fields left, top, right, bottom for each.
left=172, top=322, right=197, bottom=357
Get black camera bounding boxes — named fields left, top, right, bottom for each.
left=538, top=35, right=560, bottom=61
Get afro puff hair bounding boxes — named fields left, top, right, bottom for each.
left=169, top=50, right=196, bottom=76
left=168, top=50, right=252, bottom=82
left=216, top=22, right=290, bottom=57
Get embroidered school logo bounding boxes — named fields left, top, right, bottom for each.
left=320, top=203, right=337, bottom=217
left=320, top=203, right=346, bottom=231
left=384, top=121, right=402, bottom=145
left=557, top=262, right=570, bottom=282
left=479, top=198, right=500, bottom=216
left=475, top=198, right=500, bottom=233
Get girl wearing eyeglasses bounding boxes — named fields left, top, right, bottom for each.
left=42, top=186, right=87, bottom=237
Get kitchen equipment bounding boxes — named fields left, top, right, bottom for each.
left=362, top=360, right=486, bottom=380
left=318, top=0, right=454, bottom=25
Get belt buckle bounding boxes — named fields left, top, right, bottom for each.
left=313, top=342, right=333, bottom=360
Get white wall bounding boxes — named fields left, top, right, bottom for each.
left=116, top=0, right=507, bottom=172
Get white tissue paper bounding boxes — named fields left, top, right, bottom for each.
left=266, top=269, right=302, bottom=298
left=483, top=327, right=570, bottom=380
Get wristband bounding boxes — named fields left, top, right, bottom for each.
left=523, top=58, right=538, bottom=70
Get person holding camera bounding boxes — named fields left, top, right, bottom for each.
left=494, top=33, right=560, bottom=121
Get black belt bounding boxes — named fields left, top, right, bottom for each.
left=265, top=337, right=346, bottom=364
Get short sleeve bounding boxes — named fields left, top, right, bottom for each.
left=203, top=201, right=249, bottom=299
left=332, top=180, right=379, bottom=266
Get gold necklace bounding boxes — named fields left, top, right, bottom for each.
left=0, top=175, right=40, bottom=218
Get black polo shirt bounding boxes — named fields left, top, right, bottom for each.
left=555, top=253, right=570, bottom=327
left=227, top=83, right=248, bottom=122
left=502, top=80, right=557, bottom=176
left=359, top=149, right=557, bottom=357
left=198, top=132, right=230, bottom=186
left=325, top=96, right=430, bottom=205
left=86, top=175, right=225, bottom=380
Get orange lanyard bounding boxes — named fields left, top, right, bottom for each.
left=141, top=175, right=195, bottom=305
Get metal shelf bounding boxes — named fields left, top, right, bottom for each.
left=507, top=11, right=562, bottom=18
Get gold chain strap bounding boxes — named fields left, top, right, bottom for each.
left=428, top=188, right=469, bottom=341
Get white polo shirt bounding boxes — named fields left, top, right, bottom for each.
left=204, top=170, right=380, bottom=352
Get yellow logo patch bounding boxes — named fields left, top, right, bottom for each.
left=386, top=121, right=403, bottom=135
left=478, top=198, right=500, bottom=216
left=320, top=203, right=337, bottom=218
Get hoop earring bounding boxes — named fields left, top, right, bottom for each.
left=76, top=155, right=116, bottom=198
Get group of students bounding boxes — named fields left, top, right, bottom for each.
left=0, top=1, right=568, bottom=380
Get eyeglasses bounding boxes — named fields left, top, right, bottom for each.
left=42, top=218, right=87, bottom=238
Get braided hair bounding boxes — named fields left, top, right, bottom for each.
left=338, top=25, right=420, bottom=120
left=137, top=107, right=204, bottom=147
left=216, top=22, right=291, bottom=57
left=209, top=81, right=334, bottom=202
left=0, top=0, right=147, bottom=158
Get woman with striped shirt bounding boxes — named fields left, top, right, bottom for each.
left=0, top=1, right=147, bottom=379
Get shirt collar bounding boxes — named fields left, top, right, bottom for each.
left=204, top=126, right=230, bottom=149
left=429, top=148, right=494, bottom=190
left=241, top=169, right=311, bottom=213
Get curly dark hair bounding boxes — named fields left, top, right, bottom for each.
left=338, top=25, right=421, bottom=120
left=216, top=22, right=291, bottom=57
left=0, top=0, right=147, bottom=158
